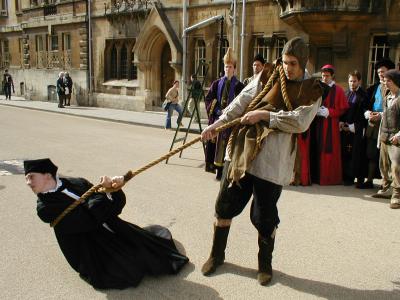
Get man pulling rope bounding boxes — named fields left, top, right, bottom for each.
left=200, top=36, right=323, bottom=285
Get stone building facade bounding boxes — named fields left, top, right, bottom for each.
left=1, top=0, right=399, bottom=111
left=0, top=0, right=89, bottom=104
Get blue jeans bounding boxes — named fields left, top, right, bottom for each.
left=165, top=103, right=183, bottom=128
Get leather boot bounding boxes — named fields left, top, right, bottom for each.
left=201, top=225, right=230, bottom=276
left=257, top=234, right=275, bottom=285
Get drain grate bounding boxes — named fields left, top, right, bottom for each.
left=0, top=159, right=25, bottom=176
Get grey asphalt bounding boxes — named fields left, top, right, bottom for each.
left=1, top=99, right=400, bottom=299
left=0, top=96, right=205, bottom=130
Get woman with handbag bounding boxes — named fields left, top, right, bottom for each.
left=164, top=80, right=183, bottom=129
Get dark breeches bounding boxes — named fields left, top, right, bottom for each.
left=215, top=162, right=282, bottom=238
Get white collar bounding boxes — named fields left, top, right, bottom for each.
left=43, top=176, right=62, bottom=194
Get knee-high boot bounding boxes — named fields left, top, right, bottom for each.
left=201, top=225, right=230, bottom=276
left=257, top=234, right=275, bottom=285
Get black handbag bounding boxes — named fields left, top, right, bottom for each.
left=162, top=100, right=171, bottom=111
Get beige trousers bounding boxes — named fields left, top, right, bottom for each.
left=380, top=142, right=400, bottom=204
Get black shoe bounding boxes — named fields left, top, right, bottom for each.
left=205, top=164, right=216, bottom=174
left=215, top=167, right=223, bottom=181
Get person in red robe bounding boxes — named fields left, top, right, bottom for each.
left=312, top=64, right=349, bottom=185
left=290, top=131, right=312, bottom=186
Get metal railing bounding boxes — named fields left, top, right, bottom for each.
left=35, top=50, right=72, bottom=69
left=278, top=0, right=380, bottom=16
left=0, top=53, right=10, bottom=68
left=36, top=51, right=48, bottom=68
left=47, top=50, right=60, bottom=68
left=61, top=50, right=72, bottom=69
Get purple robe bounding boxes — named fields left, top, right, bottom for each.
left=205, top=76, right=244, bottom=168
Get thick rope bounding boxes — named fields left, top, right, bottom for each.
left=51, top=65, right=293, bottom=228
left=227, top=64, right=294, bottom=159
left=50, top=118, right=241, bottom=228
left=278, top=64, right=292, bottom=111
left=208, top=99, right=217, bottom=119
left=227, top=67, right=280, bottom=158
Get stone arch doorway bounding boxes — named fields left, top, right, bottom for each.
left=135, top=27, right=179, bottom=109
left=160, top=43, right=174, bottom=104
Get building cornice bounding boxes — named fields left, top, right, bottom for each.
left=1, top=13, right=86, bottom=32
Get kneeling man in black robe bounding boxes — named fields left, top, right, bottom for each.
left=24, top=158, right=188, bottom=289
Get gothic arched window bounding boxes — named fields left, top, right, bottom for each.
left=194, top=39, right=206, bottom=78
left=120, top=44, right=128, bottom=79
left=216, top=37, right=229, bottom=78
left=110, top=44, right=117, bottom=79
left=130, top=49, right=137, bottom=80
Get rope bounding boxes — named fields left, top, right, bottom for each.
left=50, top=118, right=241, bottom=228
left=51, top=64, right=293, bottom=228
left=226, top=64, right=294, bottom=159
left=227, top=67, right=279, bottom=157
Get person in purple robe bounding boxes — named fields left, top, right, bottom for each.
left=204, top=47, right=244, bottom=180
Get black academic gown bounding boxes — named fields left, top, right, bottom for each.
left=36, top=177, right=188, bottom=290
left=340, top=88, right=369, bottom=182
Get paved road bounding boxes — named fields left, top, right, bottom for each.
left=1, top=106, right=399, bottom=299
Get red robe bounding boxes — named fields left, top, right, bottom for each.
left=298, top=131, right=311, bottom=186
left=315, top=84, right=349, bottom=185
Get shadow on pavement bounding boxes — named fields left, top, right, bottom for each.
left=102, top=263, right=222, bottom=300
left=166, top=162, right=205, bottom=169
left=205, top=263, right=400, bottom=299
left=284, top=184, right=393, bottom=204
left=274, top=270, right=400, bottom=299
left=62, top=106, right=97, bottom=110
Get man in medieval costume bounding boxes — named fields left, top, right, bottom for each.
left=200, top=37, right=323, bottom=285
left=311, top=64, right=349, bottom=185
left=205, top=47, right=244, bottom=180
left=24, top=158, right=188, bottom=290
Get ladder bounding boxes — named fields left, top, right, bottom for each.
left=166, top=60, right=209, bottom=163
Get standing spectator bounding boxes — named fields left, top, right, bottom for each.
left=64, top=72, right=73, bottom=106
left=243, top=54, right=265, bottom=87
left=56, top=72, right=65, bottom=108
left=188, top=74, right=203, bottom=123
left=341, top=70, right=369, bottom=187
left=204, top=47, right=244, bottom=179
left=366, top=58, right=395, bottom=195
left=3, top=69, right=15, bottom=100
left=165, top=80, right=183, bottom=129
left=312, top=64, right=349, bottom=185
left=378, top=70, right=400, bottom=209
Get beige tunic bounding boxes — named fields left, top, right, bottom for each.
left=219, top=72, right=321, bottom=186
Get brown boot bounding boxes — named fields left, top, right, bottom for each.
left=201, top=225, right=230, bottom=276
left=257, top=234, right=275, bottom=285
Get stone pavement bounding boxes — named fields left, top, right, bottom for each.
left=0, top=95, right=206, bottom=130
